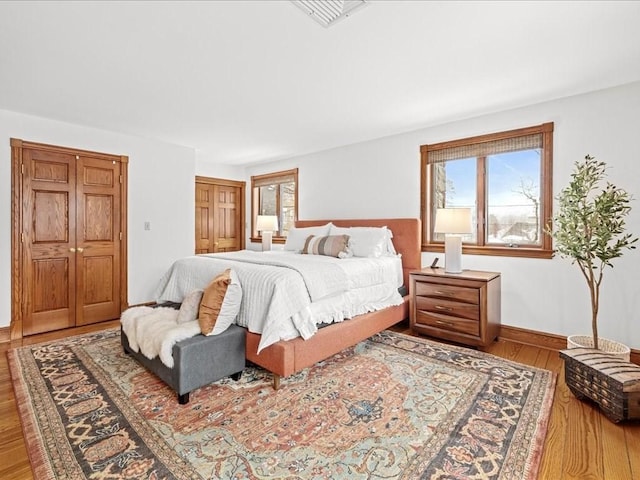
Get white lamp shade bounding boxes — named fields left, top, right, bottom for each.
left=434, top=208, right=472, bottom=234
left=256, top=215, right=278, bottom=252
left=256, top=215, right=279, bottom=232
left=434, top=208, right=472, bottom=274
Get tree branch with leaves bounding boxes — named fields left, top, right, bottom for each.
left=546, top=155, right=638, bottom=350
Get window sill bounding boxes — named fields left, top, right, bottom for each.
left=423, top=243, right=553, bottom=259
left=250, top=236, right=286, bottom=244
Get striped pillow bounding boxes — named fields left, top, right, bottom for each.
left=302, top=234, right=350, bottom=258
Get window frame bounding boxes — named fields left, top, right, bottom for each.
left=420, top=122, right=554, bottom=259
left=250, top=168, right=298, bottom=243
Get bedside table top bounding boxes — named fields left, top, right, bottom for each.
left=410, top=268, right=500, bottom=281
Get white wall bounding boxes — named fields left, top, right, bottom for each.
left=246, top=81, right=640, bottom=349
left=0, top=109, right=196, bottom=329
left=195, top=151, right=245, bottom=181
left=3, top=82, right=639, bottom=348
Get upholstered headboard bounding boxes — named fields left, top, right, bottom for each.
left=294, top=218, right=422, bottom=288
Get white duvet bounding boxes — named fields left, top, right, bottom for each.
left=153, top=250, right=404, bottom=352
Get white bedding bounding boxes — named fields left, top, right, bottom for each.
left=153, top=250, right=404, bottom=352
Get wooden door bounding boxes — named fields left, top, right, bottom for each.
left=22, top=148, right=78, bottom=335
left=213, top=184, right=241, bottom=252
left=75, top=156, right=122, bottom=326
left=195, top=182, right=213, bottom=254
left=12, top=139, right=128, bottom=338
left=195, top=177, right=245, bottom=254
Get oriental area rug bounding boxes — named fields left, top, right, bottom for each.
left=8, top=329, right=556, bottom=480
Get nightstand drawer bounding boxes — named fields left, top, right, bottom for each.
left=414, top=282, right=479, bottom=305
left=415, top=296, right=479, bottom=321
left=415, top=310, right=480, bottom=336
left=409, top=269, right=500, bottom=348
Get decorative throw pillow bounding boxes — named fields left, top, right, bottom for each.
left=330, top=226, right=391, bottom=258
left=176, top=289, right=204, bottom=324
left=383, top=227, right=398, bottom=256
left=209, top=269, right=242, bottom=335
left=198, top=269, right=243, bottom=336
left=283, top=223, right=332, bottom=252
left=198, top=270, right=231, bottom=334
left=302, top=234, right=350, bottom=258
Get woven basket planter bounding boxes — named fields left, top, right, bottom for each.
left=567, top=335, right=630, bottom=362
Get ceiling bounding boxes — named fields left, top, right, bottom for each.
left=1, top=1, right=639, bottom=166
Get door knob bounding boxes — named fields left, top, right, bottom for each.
left=77, top=247, right=84, bottom=253
left=69, top=247, right=76, bottom=253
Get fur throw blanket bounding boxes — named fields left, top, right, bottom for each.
left=120, top=306, right=201, bottom=368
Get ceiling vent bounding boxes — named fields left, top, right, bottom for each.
left=291, top=0, right=368, bottom=28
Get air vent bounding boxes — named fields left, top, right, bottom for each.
left=292, top=0, right=368, bottom=28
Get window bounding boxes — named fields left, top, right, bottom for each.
left=251, top=168, right=298, bottom=242
left=421, top=123, right=553, bottom=258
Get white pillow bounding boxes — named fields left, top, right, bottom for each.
left=209, top=269, right=243, bottom=336
left=176, top=289, right=204, bottom=324
left=283, top=223, right=332, bottom=252
left=330, top=225, right=394, bottom=258
left=385, top=228, right=398, bottom=256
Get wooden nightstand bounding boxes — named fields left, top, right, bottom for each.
left=409, top=268, right=501, bottom=348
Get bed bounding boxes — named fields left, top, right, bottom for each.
left=247, top=218, right=420, bottom=388
left=156, top=218, right=421, bottom=389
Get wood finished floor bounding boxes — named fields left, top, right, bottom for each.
left=1, top=319, right=639, bottom=480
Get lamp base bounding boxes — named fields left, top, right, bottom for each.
left=261, top=231, right=273, bottom=252
left=444, top=235, right=463, bottom=273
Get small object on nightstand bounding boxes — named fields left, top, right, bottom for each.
left=430, top=257, right=439, bottom=269
left=409, top=268, right=501, bottom=348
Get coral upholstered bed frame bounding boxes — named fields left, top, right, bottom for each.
left=245, top=218, right=421, bottom=389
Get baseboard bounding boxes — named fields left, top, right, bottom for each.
left=3, top=317, right=638, bottom=365
left=499, top=325, right=640, bottom=365
left=0, top=302, right=156, bottom=344
left=0, top=326, right=9, bottom=343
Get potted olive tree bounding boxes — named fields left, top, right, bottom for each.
left=547, top=155, right=637, bottom=360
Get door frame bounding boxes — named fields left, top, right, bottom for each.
left=10, top=138, right=129, bottom=340
left=195, top=176, right=246, bottom=252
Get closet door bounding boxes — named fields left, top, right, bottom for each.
left=195, top=181, right=214, bottom=254
left=22, top=148, right=77, bottom=335
left=75, top=156, right=122, bottom=325
left=14, top=139, right=128, bottom=337
left=213, top=184, right=242, bottom=252
left=195, top=177, right=245, bottom=254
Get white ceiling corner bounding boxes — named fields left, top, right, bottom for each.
left=291, top=0, right=368, bottom=28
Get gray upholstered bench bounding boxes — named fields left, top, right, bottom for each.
left=121, top=323, right=246, bottom=404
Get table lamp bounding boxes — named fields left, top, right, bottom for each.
left=434, top=208, right=472, bottom=273
left=256, top=215, right=279, bottom=251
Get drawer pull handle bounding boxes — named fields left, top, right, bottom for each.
left=434, top=305, right=452, bottom=311
left=436, top=320, right=454, bottom=327
left=433, top=290, right=450, bottom=296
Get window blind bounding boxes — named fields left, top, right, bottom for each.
left=426, top=133, right=542, bottom=164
